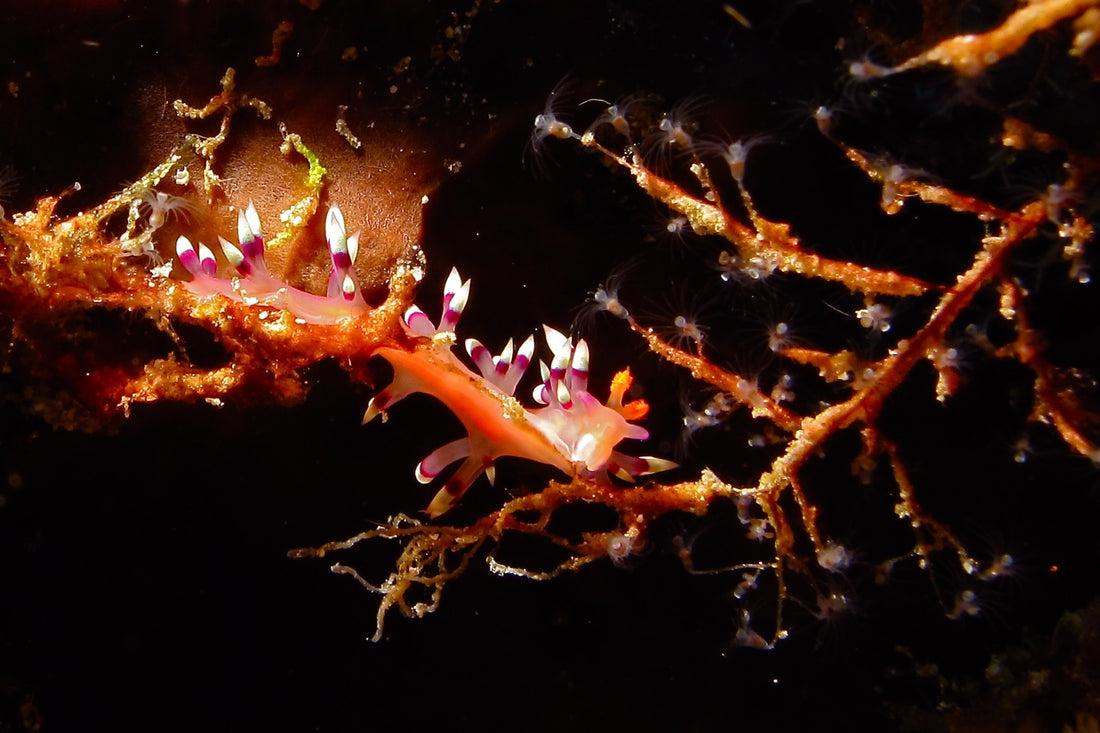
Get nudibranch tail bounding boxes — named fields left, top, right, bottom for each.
left=364, top=267, right=678, bottom=517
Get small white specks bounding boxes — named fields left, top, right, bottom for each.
left=421, top=195, right=430, bottom=205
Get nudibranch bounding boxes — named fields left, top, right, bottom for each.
left=174, top=202, right=675, bottom=516
left=175, top=201, right=368, bottom=324
left=365, top=268, right=677, bottom=517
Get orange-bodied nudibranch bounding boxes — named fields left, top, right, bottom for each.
left=365, top=268, right=677, bottom=517
left=174, top=203, right=676, bottom=516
